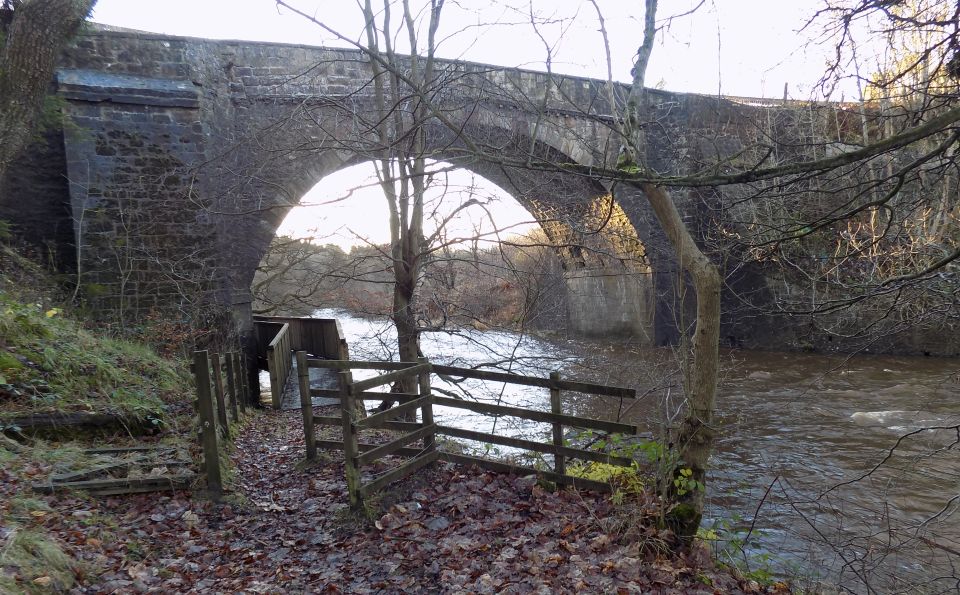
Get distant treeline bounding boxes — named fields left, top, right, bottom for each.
left=252, top=230, right=568, bottom=333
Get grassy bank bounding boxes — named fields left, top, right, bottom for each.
left=0, top=247, right=190, bottom=428
left=0, top=244, right=196, bottom=593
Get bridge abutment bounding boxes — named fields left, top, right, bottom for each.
left=564, top=268, right=655, bottom=344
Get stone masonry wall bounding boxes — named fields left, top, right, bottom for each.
left=1, top=128, right=74, bottom=269
left=55, top=36, right=222, bottom=329
left=564, top=269, right=655, bottom=343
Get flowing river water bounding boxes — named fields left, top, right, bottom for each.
left=314, top=309, right=960, bottom=592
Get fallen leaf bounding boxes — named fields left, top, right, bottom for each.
left=181, top=510, right=200, bottom=527
left=590, top=534, right=611, bottom=550
left=427, top=516, right=450, bottom=531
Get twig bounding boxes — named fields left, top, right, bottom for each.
left=918, top=535, right=960, bottom=558
left=821, top=424, right=960, bottom=497
left=742, top=474, right=778, bottom=547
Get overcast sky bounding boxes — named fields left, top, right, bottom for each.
left=88, top=1, right=843, bottom=248
left=91, top=0, right=837, bottom=99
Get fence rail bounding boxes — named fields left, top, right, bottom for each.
left=296, top=354, right=642, bottom=509
left=431, top=363, right=637, bottom=398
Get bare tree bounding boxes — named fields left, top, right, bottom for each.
left=358, top=0, right=444, bottom=379
left=270, top=0, right=958, bottom=548
left=597, top=0, right=721, bottom=538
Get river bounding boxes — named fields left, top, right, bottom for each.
left=316, top=308, right=960, bottom=593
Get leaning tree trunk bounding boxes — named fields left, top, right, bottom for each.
left=613, top=0, right=721, bottom=539
left=0, top=0, right=96, bottom=193
left=639, top=183, right=721, bottom=538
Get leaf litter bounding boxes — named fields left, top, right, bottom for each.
left=8, top=409, right=790, bottom=593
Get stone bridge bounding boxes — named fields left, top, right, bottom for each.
left=3, top=28, right=797, bottom=352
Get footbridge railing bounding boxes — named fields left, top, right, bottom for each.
left=253, top=316, right=348, bottom=408
left=295, top=354, right=641, bottom=509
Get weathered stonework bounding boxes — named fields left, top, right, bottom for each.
left=58, top=70, right=212, bottom=318
left=1, top=28, right=955, bottom=357
left=565, top=269, right=655, bottom=343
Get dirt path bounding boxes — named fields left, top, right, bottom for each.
left=35, top=409, right=779, bottom=594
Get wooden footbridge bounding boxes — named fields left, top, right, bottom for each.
left=253, top=315, right=349, bottom=409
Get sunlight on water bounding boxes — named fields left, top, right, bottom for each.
left=314, top=308, right=579, bottom=456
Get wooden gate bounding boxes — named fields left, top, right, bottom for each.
left=296, top=353, right=643, bottom=509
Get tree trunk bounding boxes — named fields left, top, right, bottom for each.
left=392, top=253, right=421, bottom=365
left=639, top=183, right=720, bottom=538
left=612, top=0, right=721, bottom=539
left=361, top=0, right=441, bottom=420
left=391, top=263, right=419, bottom=420
left=0, top=0, right=96, bottom=193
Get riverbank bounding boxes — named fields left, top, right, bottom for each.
left=3, top=406, right=787, bottom=593
left=316, top=307, right=960, bottom=591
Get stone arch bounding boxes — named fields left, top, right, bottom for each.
left=203, top=102, right=649, bottom=277
left=218, top=122, right=657, bottom=342
left=42, top=29, right=679, bottom=347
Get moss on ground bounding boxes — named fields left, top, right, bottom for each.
left=0, top=440, right=95, bottom=594
left=0, top=528, right=78, bottom=594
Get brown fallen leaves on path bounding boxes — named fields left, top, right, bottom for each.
left=22, top=409, right=788, bottom=594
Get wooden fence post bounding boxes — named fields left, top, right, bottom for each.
left=550, top=371, right=565, bottom=476
left=193, top=350, right=222, bottom=500
left=417, top=357, right=435, bottom=452
left=225, top=352, right=240, bottom=423
left=210, top=353, right=230, bottom=440
left=297, top=351, right=317, bottom=461
left=233, top=352, right=247, bottom=414
left=339, top=370, right=361, bottom=509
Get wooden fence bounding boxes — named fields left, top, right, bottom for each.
left=296, top=354, right=641, bottom=508
left=193, top=349, right=252, bottom=500
left=254, top=316, right=349, bottom=409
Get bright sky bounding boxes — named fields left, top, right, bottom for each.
left=89, top=0, right=844, bottom=248
left=276, top=164, right=540, bottom=250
